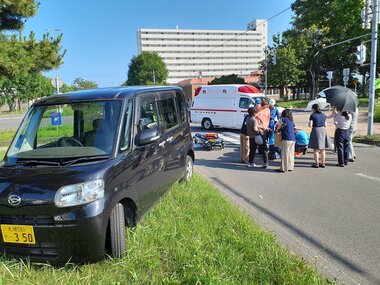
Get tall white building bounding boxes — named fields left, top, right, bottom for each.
left=137, top=19, right=268, bottom=84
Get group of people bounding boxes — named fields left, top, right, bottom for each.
left=239, top=100, right=358, bottom=173
left=309, top=103, right=357, bottom=168
left=240, top=98, right=271, bottom=168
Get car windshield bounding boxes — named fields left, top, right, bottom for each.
left=5, top=100, right=123, bottom=165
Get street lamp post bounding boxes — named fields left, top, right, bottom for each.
left=45, top=28, right=62, bottom=94
left=152, top=70, right=156, bottom=84
left=367, top=0, right=378, bottom=135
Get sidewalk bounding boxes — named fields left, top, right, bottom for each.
left=292, top=108, right=380, bottom=137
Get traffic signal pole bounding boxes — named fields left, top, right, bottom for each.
left=367, top=0, right=378, bottom=135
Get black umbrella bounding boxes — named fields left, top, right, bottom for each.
left=319, top=86, right=358, bottom=112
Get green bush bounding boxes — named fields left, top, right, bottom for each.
left=374, top=99, right=380, bottom=123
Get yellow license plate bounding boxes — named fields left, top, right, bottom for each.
left=1, top=224, right=36, bottom=244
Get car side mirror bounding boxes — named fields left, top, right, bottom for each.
left=137, top=126, right=160, bottom=146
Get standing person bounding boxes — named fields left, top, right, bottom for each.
left=308, top=104, right=332, bottom=168
left=348, top=107, right=358, bottom=162
left=275, top=109, right=296, bottom=172
left=246, top=107, right=259, bottom=168
left=254, top=98, right=262, bottom=110
left=328, top=109, right=352, bottom=167
left=239, top=113, right=250, bottom=163
left=268, top=99, right=281, bottom=160
left=255, top=100, right=271, bottom=168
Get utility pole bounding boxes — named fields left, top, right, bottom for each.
left=367, top=0, right=378, bottom=135
left=152, top=70, right=156, bottom=84
left=264, top=46, right=268, bottom=95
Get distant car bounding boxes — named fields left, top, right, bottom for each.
left=305, top=97, right=331, bottom=111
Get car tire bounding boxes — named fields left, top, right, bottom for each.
left=202, top=118, right=213, bottom=130
left=181, top=155, right=193, bottom=182
left=108, top=203, right=126, bottom=258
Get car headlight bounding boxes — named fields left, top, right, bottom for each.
left=54, top=179, right=104, bottom=207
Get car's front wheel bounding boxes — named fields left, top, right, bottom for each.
left=108, top=203, right=126, bottom=258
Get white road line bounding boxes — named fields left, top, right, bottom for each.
left=218, top=134, right=239, bottom=144
left=0, top=117, right=24, bottom=120
left=223, top=131, right=240, bottom=138
left=355, top=173, right=380, bottom=183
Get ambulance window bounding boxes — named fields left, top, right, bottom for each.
left=239, top=98, right=252, bottom=109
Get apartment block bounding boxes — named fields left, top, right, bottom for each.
left=137, top=19, right=268, bottom=84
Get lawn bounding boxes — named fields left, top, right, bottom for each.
left=0, top=174, right=331, bottom=285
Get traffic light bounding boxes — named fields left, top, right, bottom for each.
left=355, top=44, right=366, bottom=64
left=361, top=0, right=372, bottom=29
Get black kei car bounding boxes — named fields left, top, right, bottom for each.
left=0, top=86, right=194, bottom=264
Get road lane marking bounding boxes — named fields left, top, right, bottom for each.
left=217, top=134, right=239, bottom=144
left=355, top=173, right=380, bottom=183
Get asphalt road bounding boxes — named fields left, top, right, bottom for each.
left=192, top=125, right=380, bottom=285
left=0, top=115, right=24, bottom=132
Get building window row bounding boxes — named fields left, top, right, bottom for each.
left=141, top=44, right=262, bottom=48
left=157, top=50, right=262, bottom=54
left=140, top=37, right=262, bottom=42
left=166, top=62, right=258, bottom=67
left=168, top=67, right=257, bottom=73
left=163, top=56, right=262, bottom=60
left=140, top=31, right=261, bottom=36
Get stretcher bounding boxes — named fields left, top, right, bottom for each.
left=193, top=132, right=225, bottom=150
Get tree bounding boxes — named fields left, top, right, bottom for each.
left=0, top=0, right=65, bottom=109
left=0, top=32, right=65, bottom=77
left=0, top=0, right=36, bottom=31
left=209, top=74, right=245, bottom=85
left=263, top=44, right=305, bottom=99
left=72, top=77, right=98, bottom=90
left=124, top=52, right=168, bottom=85
left=288, top=0, right=368, bottom=96
left=0, top=73, right=54, bottom=111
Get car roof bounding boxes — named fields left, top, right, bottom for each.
left=34, top=86, right=183, bottom=106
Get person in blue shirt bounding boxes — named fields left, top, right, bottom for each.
left=275, top=109, right=296, bottom=172
left=268, top=99, right=281, bottom=160
left=295, top=129, right=309, bottom=154
left=308, top=104, right=332, bottom=168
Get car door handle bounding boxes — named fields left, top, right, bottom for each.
left=159, top=141, right=166, bottom=147
left=166, top=137, right=173, bottom=143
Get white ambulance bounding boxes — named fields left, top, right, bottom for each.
left=190, top=84, right=265, bottom=130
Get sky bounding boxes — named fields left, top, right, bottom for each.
left=23, top=0, right=295, bottom=87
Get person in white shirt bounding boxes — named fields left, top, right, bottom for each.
left=327, top=109, right=352, bottom=167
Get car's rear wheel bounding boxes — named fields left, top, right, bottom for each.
left=202, top=118, right=213, bottom=130
left=108, top=203, right=126, bottom=258
left=181, top=155, right=193, bottom=182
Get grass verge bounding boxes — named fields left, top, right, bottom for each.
left=0, top=174, right=330, bottom=285
left=277, top=99, right=309, bottom=109
left=0, top=131, right=15, bottom=147
left=353, top=134, right=380, bottom=145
